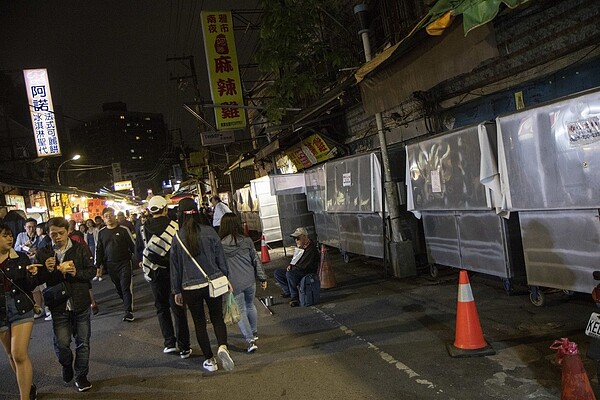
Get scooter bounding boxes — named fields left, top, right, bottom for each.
left=585, top=271, right=600, bottom=382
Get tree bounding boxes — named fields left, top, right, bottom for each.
left=256, top=0, right=361, bottom=123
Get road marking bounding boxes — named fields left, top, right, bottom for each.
left=313, top=307, right=441, bottom=394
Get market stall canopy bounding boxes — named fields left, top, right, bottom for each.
left=355, top=0, right=531, bottom=84
left=224, top=152, right=256, bottom=175
left=0, top=174, right=79, bottom=195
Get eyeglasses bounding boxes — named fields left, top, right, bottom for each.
left=294, top=237, right=301, bottom=241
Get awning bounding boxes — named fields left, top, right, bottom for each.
left=0, top=174, right=79, bottom=195
left=224, top=152, right=256, bottom=175
left=254, top=139, right=280, bottom=161
left=355, top=0, right=532, bottom=83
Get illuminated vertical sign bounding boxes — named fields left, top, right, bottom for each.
left=201, top=11, right=246, bottom=131
left=23, top=68, right=61, bottom=157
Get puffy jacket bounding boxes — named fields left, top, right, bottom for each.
left=37, top=240, right=96, bottom=313
left=0, top=249, right=39, bottom=325
left=221, top=235, right=267, bottom=295
left=170, top=227, right=228, bottom=294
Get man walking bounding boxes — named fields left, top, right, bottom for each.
left=96, top=207, right=136, bottom=322
left=136, top=196, right=191, bottom=358
left=37, top=217, right=96, bottom=392
left=210, top=195, right=231, bottom=232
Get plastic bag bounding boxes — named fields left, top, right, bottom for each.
left=223, top=292, right=241, bottom=325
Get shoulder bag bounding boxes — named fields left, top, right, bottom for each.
left=174, top=233, right=229, bottom=298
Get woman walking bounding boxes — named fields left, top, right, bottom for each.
left=0, top=222, right=41, bottom=399
left=170, top=198, right=234, bottom=372
left=219, top=213, right=267, bottom=353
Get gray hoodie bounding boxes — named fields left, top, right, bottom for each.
left=221, top=235, right=267, bottom=295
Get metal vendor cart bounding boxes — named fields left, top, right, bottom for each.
left=305, top=152, right=385, bottom=262
left=492, top=88, right=600, bottom=305
left=406, top=123, right=526, bottom=289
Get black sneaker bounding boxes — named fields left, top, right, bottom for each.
left=62, top=365, right=74, bottom=383
left=30, top=383, right=37, bottom=400
left=180, top=348, right=192, bottom=359
left=280, top=293, right=291, bottom=298
left=289, top=299, right=299, bottom=307
left=75, top=376, right=92, bottom=392
left=123, top=312, right=135, bottom=322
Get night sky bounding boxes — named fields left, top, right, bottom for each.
left=0, top=0, right=261, bottom=149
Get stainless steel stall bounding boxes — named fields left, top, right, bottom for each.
left=406, top=123, right=525, bottom=287
left=492, top=88, right=600, bottom=303
left=306, top=153, right=385, bottom=261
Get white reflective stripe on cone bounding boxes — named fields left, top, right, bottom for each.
left=457, top=283, right=474, bottom=302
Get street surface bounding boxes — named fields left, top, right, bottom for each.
left=1, top=245, right=596, bottom=399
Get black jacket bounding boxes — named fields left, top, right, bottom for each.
left=37, top=240, right=95, bottom=313
left=0, top=249, right=39, bottom=325
left=96, top=225, right=135, bottom=267
left=292, top=240, right=320, bottom=274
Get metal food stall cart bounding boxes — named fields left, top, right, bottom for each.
left=491, top=88, right=600, bottom=305
left=305, top=152, right=385, bottom=262
left=406, top=123, right=525, bottom=289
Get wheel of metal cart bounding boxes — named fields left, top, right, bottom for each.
left=342, top=252, right=350, bottom=264
left=530, top=290, right=545, bottom=307
left=429, top=264, right=439, bottom=279
left=562, top=290, right=575, bottom=296
left=502, top=278, right=513, bottom=295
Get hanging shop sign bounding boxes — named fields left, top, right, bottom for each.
left=201, top=11, right=246, bottom=131
left=5, top=194, right=26, bottom=211
left=285, top=134, right=335, bottom=170
left=23, top=68, right=61, bottom=157
left=114, top=180, right=133, bottom=191
left=200, top=130, right=235, bottom=146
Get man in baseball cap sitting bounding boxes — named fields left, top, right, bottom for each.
left=135, top=196, right=191, bottom=357
left=273, top=227, right=319, bottom=307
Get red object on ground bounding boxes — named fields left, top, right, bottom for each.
left=243, top=222, right=250, bottom=237
left=318, top=244, right=336, bottom=289
left=550, top=338, right=596, bottom=400
left=450, top=270, right=493, bottom=354
left=260, top=234, right=270, bottom=263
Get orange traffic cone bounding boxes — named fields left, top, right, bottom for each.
left=550, top=338, right=596, bottom=400
left=447, top=270, right=495, bottom=357
left=319, top=244, right=336, bottom=289
left=260, top=234, right=271, bottom=263
left=243, top=222, right=250, bottom=237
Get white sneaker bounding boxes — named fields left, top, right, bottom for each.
left=92, top=276, right=98, bottom=281
left=98, top=276, right=104, bottom=282
left=44, top=313, right=52, bottom=321
left=217, top=345, right=234, bottom=371
left=163, top=346, right=179, bottom=354
left=247, top=340, right=258, bottom=353
left=203, top=357, right=218, bottom=372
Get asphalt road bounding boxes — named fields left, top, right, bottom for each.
left=1, top=245, right=596, bottom=399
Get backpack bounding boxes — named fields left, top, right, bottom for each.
left=299, top=273, right=320, bottom=307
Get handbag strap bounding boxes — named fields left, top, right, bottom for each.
left=174, top=233, right=209, bottom=280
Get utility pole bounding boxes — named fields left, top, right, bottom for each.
left=354, top=4, right=416, bottom=278
left=167, top=55, right=218, bottom=194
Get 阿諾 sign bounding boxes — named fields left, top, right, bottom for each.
left=201, top=11, right=246, bottom=131
left=23, top=68, right=61, bottom=157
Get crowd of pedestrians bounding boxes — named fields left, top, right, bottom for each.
left=0, top=194, right=304, bottom=399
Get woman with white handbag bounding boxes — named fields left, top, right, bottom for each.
left=170, top=198, right=234, bottom=372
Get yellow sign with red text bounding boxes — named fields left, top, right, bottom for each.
left=201, top=11, right=246, bottom=131
left=285, top=134, right=333, bottom=170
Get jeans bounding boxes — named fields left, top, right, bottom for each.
left=107, top=261, right=133, bottom=313
left=182, top=287, right=227, bottom=360
left=274, top=267, right=306, bottom=300
left=52, top=308, right=91, bottom=380
left=234, top=285, right=257, bottom=341
left=149, top=269, right=190, bottom=350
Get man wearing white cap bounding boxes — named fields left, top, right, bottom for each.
left=273, top=227, right=319, bottom=307
left=135, top=196, right=191, bottom=358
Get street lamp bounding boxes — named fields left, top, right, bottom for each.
left=56, top=154, right=81, bottom=185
